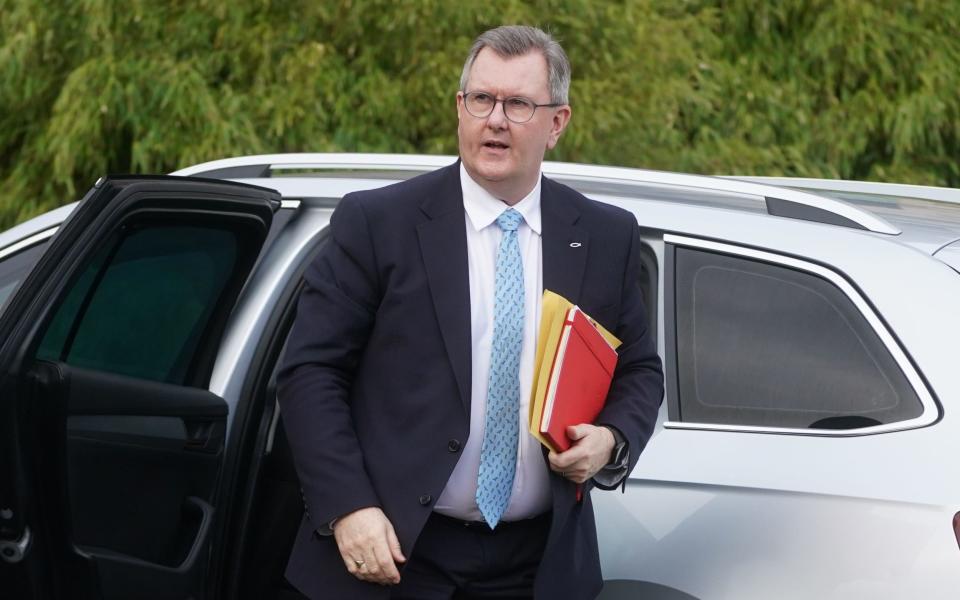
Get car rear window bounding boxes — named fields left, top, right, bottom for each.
left=671, top=247, right=924, bottom=430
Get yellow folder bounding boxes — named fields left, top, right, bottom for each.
left=528, top=290, right=621, bottom=448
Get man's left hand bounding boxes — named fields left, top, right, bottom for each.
left=547, top=424, right=616, bottom=483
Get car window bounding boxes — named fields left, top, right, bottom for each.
left=671, top=247, right=923, bottom=429
left=36, top=222, right=245, bottom=385
left=0, top=239, right=52, bottom=312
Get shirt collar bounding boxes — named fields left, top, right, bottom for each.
left=460, top=163, right=542, bottom=235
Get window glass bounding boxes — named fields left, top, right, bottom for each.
left=37, top=224, right=240, bottom=385
left=0, top=240, right=51, bottom=312
left=673, top=247, right=923, bottom=429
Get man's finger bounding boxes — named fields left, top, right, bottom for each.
left=370, top=534, right=401, bottom=584
left=387, top=524, right=406, bottom=564
left=341, top=552, right=361, bottom=576
left=550, top=444, right=588, bottom=469
left=343, top=548, right=370, bottom=578
left=548, top=451, right=570, bottom=472
left=332, top=507, right=403, bottom=583
left=550, top=456, right=571, bottom=472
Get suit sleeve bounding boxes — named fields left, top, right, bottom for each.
left=276, top=194, right=383, bottom=528
left=595, top=217, right=664, bottom=486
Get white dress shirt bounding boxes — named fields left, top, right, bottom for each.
left=434, top=164, right=552, bottom=522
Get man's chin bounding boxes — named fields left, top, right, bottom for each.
left=470, top=160, right=514, bottom=184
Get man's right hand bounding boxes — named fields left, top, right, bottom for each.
left=333, top=506, right=406, bottom=585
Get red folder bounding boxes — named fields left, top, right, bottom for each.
left=539, top=306, right=618, bottom=452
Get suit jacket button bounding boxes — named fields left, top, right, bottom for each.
left=419, top=494, right=432, bottom=506
left=447, top=439, right=461, bottom=452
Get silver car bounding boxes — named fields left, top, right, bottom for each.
left=1, top=154, right=957, bottom=599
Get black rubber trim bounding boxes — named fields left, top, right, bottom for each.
left=662, top=243, right=681, bottom=422
left=59, top=363, right=227, bottom=418
left=765, top=197, right=867, bottom=230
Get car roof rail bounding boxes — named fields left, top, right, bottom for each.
left=173, top=153, right=900, bottom=235
left=725, top=176, right=960, bottom=207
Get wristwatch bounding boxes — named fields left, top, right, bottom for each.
left=602, top=425, right=628, bottom=470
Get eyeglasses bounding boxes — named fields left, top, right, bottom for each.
left=461, top=91, right=562, bottom=124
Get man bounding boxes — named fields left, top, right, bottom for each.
left=278, top=25, right=663, bottom=600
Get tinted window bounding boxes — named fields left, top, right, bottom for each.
left=38, top=223, right=243, bottom=385
left=0, top=239, right=52, bottom=312
left=673, top=247, right=923, bottom=429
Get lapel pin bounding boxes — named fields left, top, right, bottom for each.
left=569, top=242, right=582, bottom=248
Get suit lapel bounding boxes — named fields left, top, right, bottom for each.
left=417, top=163, right=472, bottom=415
left=541, top=178, right=587, bottom=304
left=415, top=171, right=587, bottom=417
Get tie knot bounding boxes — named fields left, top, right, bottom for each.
left=496, top=208, right=523, bottom=232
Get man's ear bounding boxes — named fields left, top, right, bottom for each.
left=546, top=105, right=572, bottom=150
left=455, top=91, right=465, bottom=123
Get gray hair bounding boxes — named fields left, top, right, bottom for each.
left=459, top=25, right=571, bottom=105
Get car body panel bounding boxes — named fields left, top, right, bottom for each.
left=596, top=480, right=960, bottom=599
left=933, top=239, right=960, bottom=273
left=593, top=189, right=960, bottom=598
left=208, top=201, right=335, bottom=438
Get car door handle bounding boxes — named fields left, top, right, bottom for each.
left=182, top=418, right=225, bottom=453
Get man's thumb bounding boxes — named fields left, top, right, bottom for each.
left=566, top=424, right=587, bottom=440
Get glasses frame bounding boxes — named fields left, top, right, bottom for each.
left=461, top=91, right=563, bottom=124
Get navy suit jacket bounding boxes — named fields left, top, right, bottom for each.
left=277, top=161, right=663, bottom=599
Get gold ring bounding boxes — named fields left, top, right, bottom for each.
left=354, top=559, right=365, bottom=568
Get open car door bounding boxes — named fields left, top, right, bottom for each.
left=0, top=176, right=279, bottom=599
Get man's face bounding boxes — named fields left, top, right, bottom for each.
left=457, top=48, right=571, bottom=203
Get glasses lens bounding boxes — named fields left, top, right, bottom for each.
left=465, top=92, right=495, bottom=117
left=503, top=97, right=536, bottom=122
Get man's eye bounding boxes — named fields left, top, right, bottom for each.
left=508, top=98, right=532, bottom=108
left=472, top=93, right=494, bottom=103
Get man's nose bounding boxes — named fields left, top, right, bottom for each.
left=486, top=100, right=509, bottom=128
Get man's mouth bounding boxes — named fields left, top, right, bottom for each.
left=483, top=141, right=509, bottom=150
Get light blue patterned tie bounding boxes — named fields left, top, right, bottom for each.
left=476, top=208, right=525, bottom=529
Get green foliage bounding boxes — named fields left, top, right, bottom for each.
left=2, top=0, right=959, bottom=227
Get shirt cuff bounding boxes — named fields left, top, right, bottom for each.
left=316, top=518, right=337, bottom=537
left=592, top=425, right=630, bottom=491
